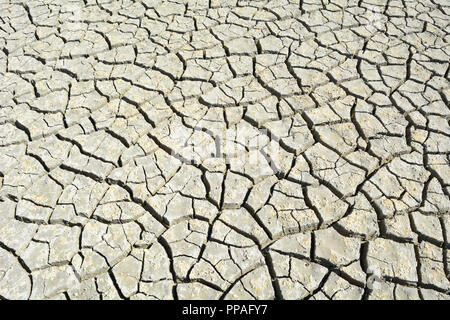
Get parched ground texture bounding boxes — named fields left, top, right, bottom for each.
left=0, top=0, right=449, bottom=300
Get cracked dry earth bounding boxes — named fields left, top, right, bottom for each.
left=0, top=0, right=449, bottom=301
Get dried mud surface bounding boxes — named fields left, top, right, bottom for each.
left=0, top=0, right=449, bottom=300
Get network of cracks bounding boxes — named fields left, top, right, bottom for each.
left=0, top=0, right=449, bottom=300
